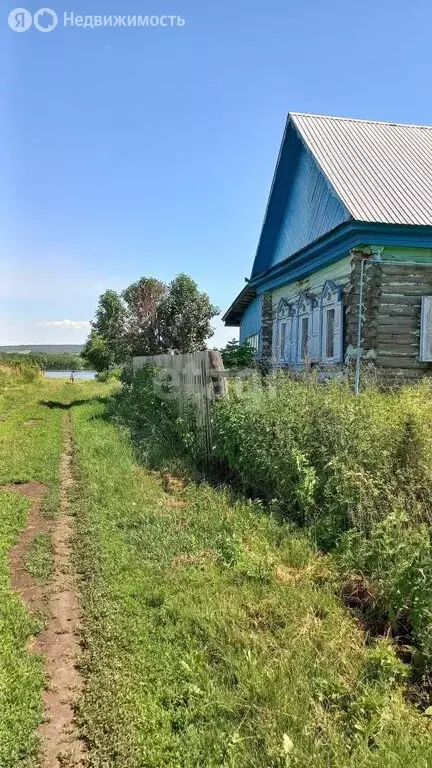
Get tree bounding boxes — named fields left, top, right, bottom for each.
left=92, top=290, right=126, bottom=364
left=220, top=339, right=255, bottom=369
left=81, top=331, right=112, bottom=373
left=160, top=274, right=219, bottom=353
left=86, top=273, right=219, bottom=370
left=122, top=278, right=166, bottom=357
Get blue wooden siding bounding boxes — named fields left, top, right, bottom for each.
left=239, top=296, right=262, bottom=344
left=269, top=143, right=350, bottom=268
left=251, top=124, right=350, bottom=278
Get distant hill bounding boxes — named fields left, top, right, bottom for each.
left=0, top=345, right=84, bottom=354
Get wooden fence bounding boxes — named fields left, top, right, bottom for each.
left=133, top=351, right=221, bottom=460
left=132, top=351, right=255, bottom=460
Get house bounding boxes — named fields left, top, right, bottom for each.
left=223, top=113, right=432, bottom=381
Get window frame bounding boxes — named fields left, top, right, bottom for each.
left=246, top=333, right=260, bottom=355
left=420, top=296, right=432, bottom=362
left=296, top=292, right=313, bottom=364
left=320, top=281, right=343, bottom=365
left=273, top=282, right=343, bottom=368
left=274, top=298, right=293, bottom=365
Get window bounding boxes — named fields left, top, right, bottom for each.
left=321, top=282, right=343, bottom=364
left=274, top=298, right=292, bottom=365
left=296, top=293, right=313, bottom=363
left=300, top=316, right=309, bottom=360
left=325, top=307, right=335, bottom=358
left=420, top=296, right=432, bottom=362
left=280, top=321, right=287, bottom=360
left=272, top=281, right=343, bottom=367
left=247, top=334, right=259, bottom=354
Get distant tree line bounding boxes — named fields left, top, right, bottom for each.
left=82, top=273, right=219, bottom=372
left=0, top=352, right=91, bottom=371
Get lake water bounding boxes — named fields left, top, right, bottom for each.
left=44, top=370, right=97, bottom=380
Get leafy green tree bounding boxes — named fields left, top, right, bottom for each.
left=220, top=339, right=255, bottom=369
left=122, top=277, right=166, bottom=357
left=92, top=290, right=126, bottom=363
left=160, top=274, right=219, bottom=353
left=86, top=273, right=219, bottom=370
left=81, top=331, right=112, bottom=373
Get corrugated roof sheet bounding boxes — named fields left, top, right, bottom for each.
left=290, top=113, right=432, bottom=226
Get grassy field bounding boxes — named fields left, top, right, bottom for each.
left=72, top=388, right=432, bottom=767
left=0, top=377, right=65, bottom=766
left=0, top=377, right=104, bottom=767
left=1, top=377, right=432, bottom=767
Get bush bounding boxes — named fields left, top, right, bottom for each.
left=208, top=375, right=432, bottom=671
left=114, top=369, right=432, bottom=674
left=219, top=339, right=256, bottom=369
left=95, top=367, right=122, bottom=382
left=112, top=366, right=200, bottom=470
left=211, top=375, right=432, bottom=536
left=337, top=511, right=432, bottom=671
left=116, top=371, right=432, bottom=538
left=0, top=362, right=40, bottom=388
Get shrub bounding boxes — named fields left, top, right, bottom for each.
left=337, top=511, right=432, bottom=671
left=96, top=367, right=122, bottom=382
left=0, top=362, right=40, bottom=388
left=112, top=366, right=200, bottom=469
left=115, top=369, right=432, bottom=673
left=219, top=339, right=256, bottom=369
left=210, top=375, right=432, bottom=536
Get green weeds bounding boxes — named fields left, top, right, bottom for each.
left=116, top=370, right=432, bottom=686
left=2, top=373, right=432, bottom=766
left=0, top=491, right=45, bottom=767
left=72, top=390, right=432, bottom=767
left=25, top=534, right=54, bottom=583
left=0, top=378, right=107, bottom=767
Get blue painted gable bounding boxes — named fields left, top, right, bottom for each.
left=251, top=121, right=351, bottom=278
left=239, top=296, right=262, bottom=344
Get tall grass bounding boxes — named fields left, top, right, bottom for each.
left=74, top=388, right=432, bottom=767
left=211, top=374, right=432, bottom=537
left=0, top=361, right=40, bottom=389
left=116, top=370, right=432, bottom=679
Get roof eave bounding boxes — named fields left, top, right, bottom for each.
left=222, top=285, right=257, bottom=326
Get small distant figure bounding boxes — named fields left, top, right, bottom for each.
left=70, top=370, right=75, bottom=383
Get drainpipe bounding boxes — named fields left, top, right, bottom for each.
left=354, top=258, right=366, bottom=395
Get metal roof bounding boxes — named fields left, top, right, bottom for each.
left=290, top=113, right=432, bottom=227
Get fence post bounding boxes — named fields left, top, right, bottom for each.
left=208, top=350, right=226, bottom=399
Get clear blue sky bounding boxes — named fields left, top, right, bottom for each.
left=2, top=0, right=432, bottom=347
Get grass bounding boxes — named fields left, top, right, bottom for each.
left=71, top=388, right=432, bottom=768
left=0, top=376, right=107, bottom=767
left=118, top=369, right=432, bottom=673
left=0, top=491, right=44, bottom=768
left=0, top=377, right=65, bottom=767
left=2, top=374, right=432, bottom=767
left=25, top=534, right=54, bottom=583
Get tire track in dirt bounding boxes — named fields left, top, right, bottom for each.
left=37, top=410, right=84, bottom=767
left=4, top=411, right=85, bottom=767
left=6, top=481, right=48, bottom=618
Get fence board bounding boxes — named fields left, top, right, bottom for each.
left=133, top=352, right=216, bottom=460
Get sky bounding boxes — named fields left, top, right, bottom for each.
left=1, top=0, right=432, bottom=348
